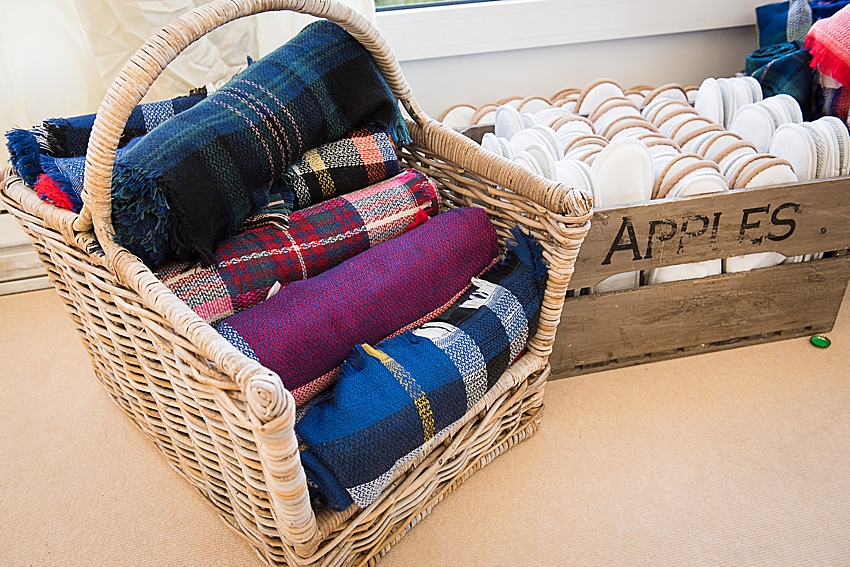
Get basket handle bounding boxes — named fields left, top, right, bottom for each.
left=73, top=0, right=427, bottom=262
left=71, top=0, right=426, bottom=556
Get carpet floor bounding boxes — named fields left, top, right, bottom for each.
left=1, top=286, right=848, bottom=566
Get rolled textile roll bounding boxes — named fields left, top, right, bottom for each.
left=755, top=0, right=812, bottom=48
left=805, top=5, right=850, bottom=86
left=5, top=90, right=206, bottom=187
left=748, top=42, right=815, bottom=118
left=111, top=20, right=411, bottom=268
left=32, top=120, right=401, bottom=218
left=216, top=206, right=500, bottom=407
left=157, top=168, right=440, bottom=326
left=282, top=121, right=400, bottom=212
left=296, top=227, right=548, bottom=511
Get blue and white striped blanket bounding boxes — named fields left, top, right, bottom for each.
left=295, top=227, right=548, bottom=511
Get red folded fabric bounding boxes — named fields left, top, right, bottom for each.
left=805, top=5, right=850, bottom=85
left=157, top=169, right=439, bottom=325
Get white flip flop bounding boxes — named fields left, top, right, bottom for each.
left=592, top=138, right=653, bottom=205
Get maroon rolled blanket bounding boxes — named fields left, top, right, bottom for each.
left=157, top=169, right=439, bottom=325
left=216, top=207, right=500, bottom=405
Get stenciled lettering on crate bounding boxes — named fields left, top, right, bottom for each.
left=568, top=179, right=850, bottom=290
left=603, top=201, right=800, bottom=264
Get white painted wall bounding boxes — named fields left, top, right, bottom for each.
left=394, top=25, right=758, bottom=118
left=375, top=0, right=763, bottom=117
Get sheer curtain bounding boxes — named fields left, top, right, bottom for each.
left=0, top=0, right=376, bottom=164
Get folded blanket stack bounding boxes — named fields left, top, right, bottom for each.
left=157, top=168, right=438, bottom=325
left=111, top=20, right=411, bottom=268
left=296, top=227, right=549, bottom=511
left=6, top=91, right=206, bottom=187
left=216, top=206, right=500, bottom=406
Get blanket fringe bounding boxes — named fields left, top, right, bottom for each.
left=112, top=164, right=175, bottom=268
left=6, top=129, right=43, bottom=186
left=506, top=226, right=548, bottom=287
left=41, top=119, right=74, bottom=158
left=805, top=35, right=850, bottom=86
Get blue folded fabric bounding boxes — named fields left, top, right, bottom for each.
left=756, top=0, right=812, bottom=48
left=296, top=227, right=548, bottom=511
left=5, top=91, right=206, bottom=188
left=811, top=0, right=850, bottom=21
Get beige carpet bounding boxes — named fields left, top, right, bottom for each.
left=1, top=287, right=848, bottom=566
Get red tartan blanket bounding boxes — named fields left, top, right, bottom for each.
left=156, top=169, right=440, bottom=325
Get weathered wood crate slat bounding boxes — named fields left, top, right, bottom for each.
left=550, top=178, right=850, bottom=378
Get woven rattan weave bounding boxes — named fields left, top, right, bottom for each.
left=0, top=1, right=592, bottom=565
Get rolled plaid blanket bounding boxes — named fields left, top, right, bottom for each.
left=284, top=121, right=400, bottom=211
left=216, top=206, right=500, bottom=407
left=29, top=119, right=400, bottom=218
left=296, top=227, right=548, bottom=511
left=157, top=169, right=439, bottom=326
left=748, top=41, right=815, bottom=118
left=112, top=20, right=411, bottom=268
left=5, top=91, right=206, bottom=187
left=815, top=72, right=850, bottom=120
left=756, top=0, right=812, bottom=48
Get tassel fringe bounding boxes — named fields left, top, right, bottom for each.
left=805, top=35, right=850, bottom=86
left=6, top=129, right=43, bottom=186
left=505, top=226, right=548, bottom=287
left=111, top=164, right=174, bottom=268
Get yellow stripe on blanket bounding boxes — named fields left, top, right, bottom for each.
left=362, top=344, right=435, bottom=442
left=304, top=148, right=336, bottom=198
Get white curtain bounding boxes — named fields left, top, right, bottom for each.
left=0, top=0, right=376, bottom=164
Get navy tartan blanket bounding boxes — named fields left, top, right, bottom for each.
left=5, top=91, right=206, bottom=188
left=216, top=207, right=499, bottom=406
left=296, top=227, right=548, bottom=511
left=30, top=118, right=399, bottom=218
left=112, top=20, right=411, bottom=269
left=157, top=169, right=439, bottom=326
left=747, top=41, right=815, bottom=118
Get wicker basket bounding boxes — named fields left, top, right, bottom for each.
left=0, top=1, right=592, bottom=565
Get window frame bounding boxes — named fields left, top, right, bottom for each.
left=375, top=0, right=764, bottom=63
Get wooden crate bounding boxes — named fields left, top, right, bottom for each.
left=549, top=178, right=850, bottom=378
left=459, top=123, right=850, bottom=377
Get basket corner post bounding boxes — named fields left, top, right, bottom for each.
left=243, top=370, right=323, bottom=562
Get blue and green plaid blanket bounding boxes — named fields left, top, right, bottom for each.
left=112, top=20, right=411, bottom=268
left=747, top=41, right=815, bottom=118
left=295, top=227, right=548, bottom=511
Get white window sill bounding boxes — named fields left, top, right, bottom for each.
left=376, top=0, right=764, bottom=62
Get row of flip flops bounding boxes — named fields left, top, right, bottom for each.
left=694, top=76, right=765, bottom=130
left=459, top=77, right=844, bottom=292
left=438, top=81, right=701, bottom=131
